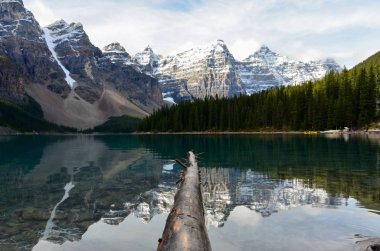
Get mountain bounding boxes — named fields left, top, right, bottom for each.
left=155, top=40, right=245, bottom=103
left=105, top=40, right=341, bottom=103
left=0, top=0, right=162, bottom=130
left=238, top=45, right=342, bottom=94
left=0, top=0, right=342, bottom=131
left=127, top=40, right=245, bottom=103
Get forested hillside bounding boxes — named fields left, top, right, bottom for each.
left=0, top=97, right=75, bottom=132
left=139, top=53, right=380, bottom=132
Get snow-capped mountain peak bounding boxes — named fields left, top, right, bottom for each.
left=321, top=58, right=341, bottom=71
left=143, top=45, right=153, bottom=53
left=256, top=45, right=274, bottom=54
left=47, top=19, right=84, bottom=32
left=103, top=42, right=127, bottom=53
left=48, top=19, right=68, bottom=28
left=0, top=0, right=43, bottom=41
left=133, top=45, right=159, bottom=65
left=235, top=45, right=342, bottom=94
left=209, top=40, right=235, bottom=60
left=103, top=42, right=132, bottom=65
left=0, top=0, right=24, bottom=6
left=130, top=45, right=161, bottom=76
left=212, top=39, right=228, bottom=49
left=246, top=45, right=285, bottom=65
left=45, top=20, right=86, bottom=45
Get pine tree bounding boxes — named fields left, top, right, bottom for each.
left=358, top=68, right=374, bottom=127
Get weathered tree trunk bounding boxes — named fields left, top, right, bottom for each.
left=157, top=151, right=212, bottom=251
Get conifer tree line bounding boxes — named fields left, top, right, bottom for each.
left=139, top=63, right=380, bottom=132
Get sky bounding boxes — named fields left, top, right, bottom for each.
left=23, top=0, right=380, bottom=68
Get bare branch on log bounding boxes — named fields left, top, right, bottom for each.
left=175, top=159, right=188, bottom=170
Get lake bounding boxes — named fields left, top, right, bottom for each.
left=0, top=134, right=379, bottom=251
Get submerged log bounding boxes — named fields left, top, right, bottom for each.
left=157, top=151, right=212, bottom=251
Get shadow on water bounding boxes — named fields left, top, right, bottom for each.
left=0, top=134, right=379, bottom=250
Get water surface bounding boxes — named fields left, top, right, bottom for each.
left=0, top=134, right=379, bottom=250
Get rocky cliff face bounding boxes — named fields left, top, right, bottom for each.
left=98, top=41, right=162, bottom=111
left=155, top=40, right=245, bottom=103
left=43, top=20, right=103, bottom=103
left=0, top=55, right=25, bottom=101
left=0, top=0, right=163, bottom=129
left=0, top=0, right=70, bottom=101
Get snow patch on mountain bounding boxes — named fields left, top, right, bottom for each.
left=163, top=97, right=176, bottom=104
left=42, top=26, right=76, bottom=88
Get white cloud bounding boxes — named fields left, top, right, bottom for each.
left=229, top=39, right=261, bottom=60
left=26, top=0, right=57, bottom=25
left=23, top=0, right=380, bottom=68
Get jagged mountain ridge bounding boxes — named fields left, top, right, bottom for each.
left=0, top=0, right=162, bottom=129
left=103, top=40, right=341, bottom=103
left=239, top=45, right=342, bottom=94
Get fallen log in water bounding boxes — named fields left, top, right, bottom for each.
left=157, top=151, right=212, bottom=251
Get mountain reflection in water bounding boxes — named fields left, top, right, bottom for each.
left=0, top=134, right=379, bottom=251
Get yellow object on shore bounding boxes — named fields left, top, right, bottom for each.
left=304, top=131, right=319, bottom=135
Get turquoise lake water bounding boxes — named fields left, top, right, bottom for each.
left=0, top=134, right=379, bottom=251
